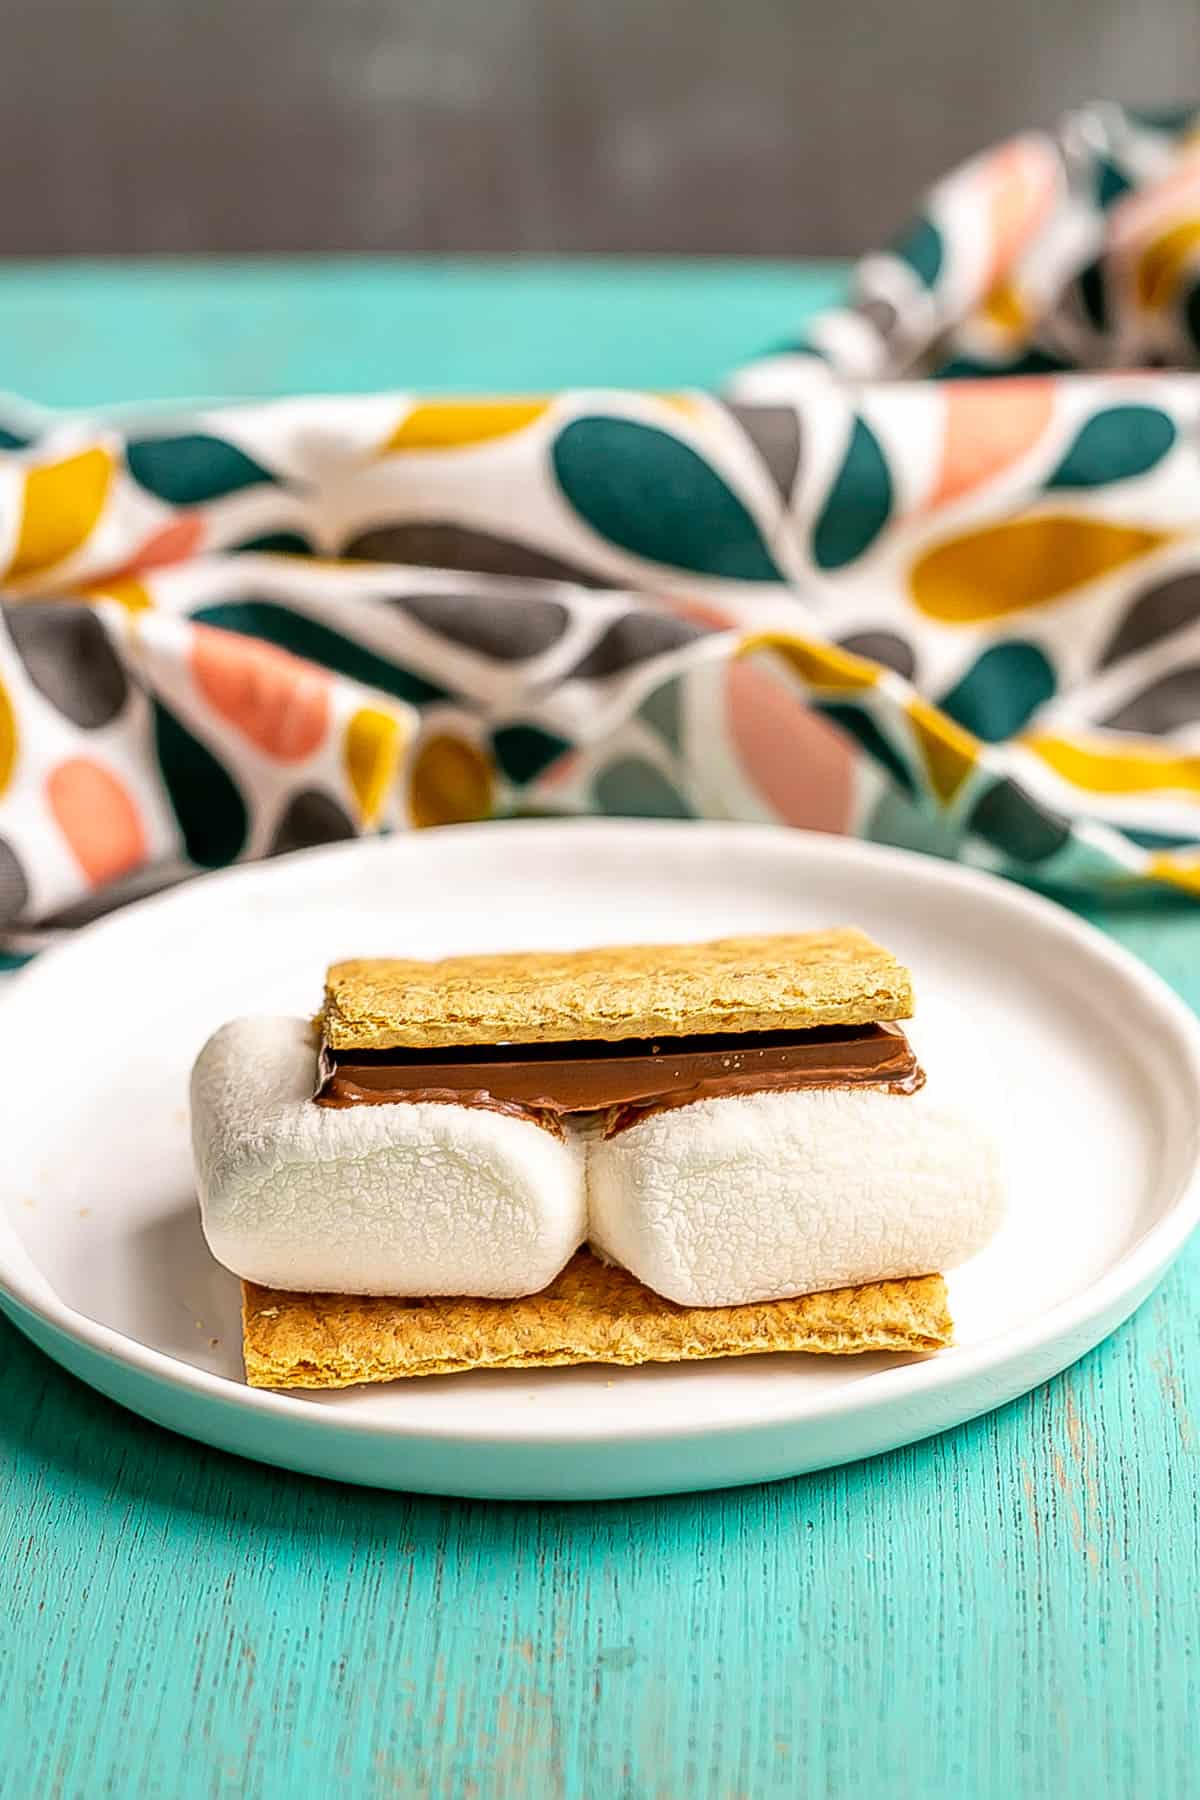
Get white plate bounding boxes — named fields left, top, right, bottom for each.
left=2, top=821, right=1198, bottom=1500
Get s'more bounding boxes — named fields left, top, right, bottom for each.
left=190, top=930, right=1004, bottom=1388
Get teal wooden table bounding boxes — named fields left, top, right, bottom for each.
left=2, top=260, right=1198, bottom=1800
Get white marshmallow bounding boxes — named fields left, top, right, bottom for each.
left=190, top=1016, right=586, bottom=1296
left=192, top=1018, right=1004, bottom=1308
left=587, top=1087, right=1004, bottom=1306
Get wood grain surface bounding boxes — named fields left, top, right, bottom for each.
left=0, top=264, right=1198, bottom=1798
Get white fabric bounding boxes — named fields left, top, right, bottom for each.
left=190, top=1016, right=586, bottom=1296
left=588, top=1086, right=1004, bottom=1306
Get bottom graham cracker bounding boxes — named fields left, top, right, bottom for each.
left=241, top=1250, right=952, bottom=1389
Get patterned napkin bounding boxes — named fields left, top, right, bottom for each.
left=3, top=100, right=1200, bottom=960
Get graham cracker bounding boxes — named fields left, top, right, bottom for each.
left=241, top=1250, right=950, bottom=1388
left=322, top=929, right=912, bottom=1051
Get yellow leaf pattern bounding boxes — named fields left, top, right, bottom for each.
left=408, top=732, right=495, bottom=828
left=7, top=448, right=114, bottom=581
left=907, top=699, right=978, bottom=802
left=379, top=400, right=548, bottom=455
left=740, top=633, right=880, bottom=692
left=1026, top=735, right=1200, bottom=795
left=911, top=517, right=1173, bottom=623
left=343, top=707, right=406, bottom=826
left=0, top=671, right=16, bottom=796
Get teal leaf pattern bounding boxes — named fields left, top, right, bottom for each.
left=819, top=702, right=915, bottom=796
left=153, top=700, right=248, bottom=867
left=1094, top=158, right=1132, bottom=210
left=889, top=216, right=943, bottom=289
left=193, top=599, right=445, bottom=708
left=934, top=348, right=1073, bottom=379
left=813, top=416, right=892, bottom=570
left=552, top=418, right=782, bottom=582
left=1127, top=105, right=1198, bottom=134
left=764, top=334, right=833, bottom=363
left=1045, top=407, right=1176, bottom=490
left=967, top=778, right=1070, bottom=863
left=1122, top=827, right=1200, bottom=851
left=492, top=723, right=572, bottom=786
left=939, top=641, right=1055, bottom=743
left=231, top=531, right=315, bottom=556
left=127, top=434, right=283, bottom=505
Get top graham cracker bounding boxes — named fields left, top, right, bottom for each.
left=321, top=929, right=913, bottom=1051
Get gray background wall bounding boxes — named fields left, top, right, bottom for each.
left=4, top=0, right=1198, bottom=256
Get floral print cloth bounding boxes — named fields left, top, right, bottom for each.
left=3, top=101, right=1200, bottom=958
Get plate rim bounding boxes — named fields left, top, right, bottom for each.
left=2, top=818, right=1199, bottom=1453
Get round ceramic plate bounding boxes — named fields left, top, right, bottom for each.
left=2, top=821, right=1198, bottom=1500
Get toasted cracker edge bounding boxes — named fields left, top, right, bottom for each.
left=322, top=929, right=913, bottom=1051
left=242, top=1250, right=950, bottom=1388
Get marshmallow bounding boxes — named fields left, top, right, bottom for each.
left=587, top=1087, right=1004, bottom=1306
left=192, top=1017, right=1002, bottom=1307
left=191, top=1017, right=586, bottom=1295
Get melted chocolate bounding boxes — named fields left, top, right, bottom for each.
left=315, top=1022, right=924, bottom=1118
